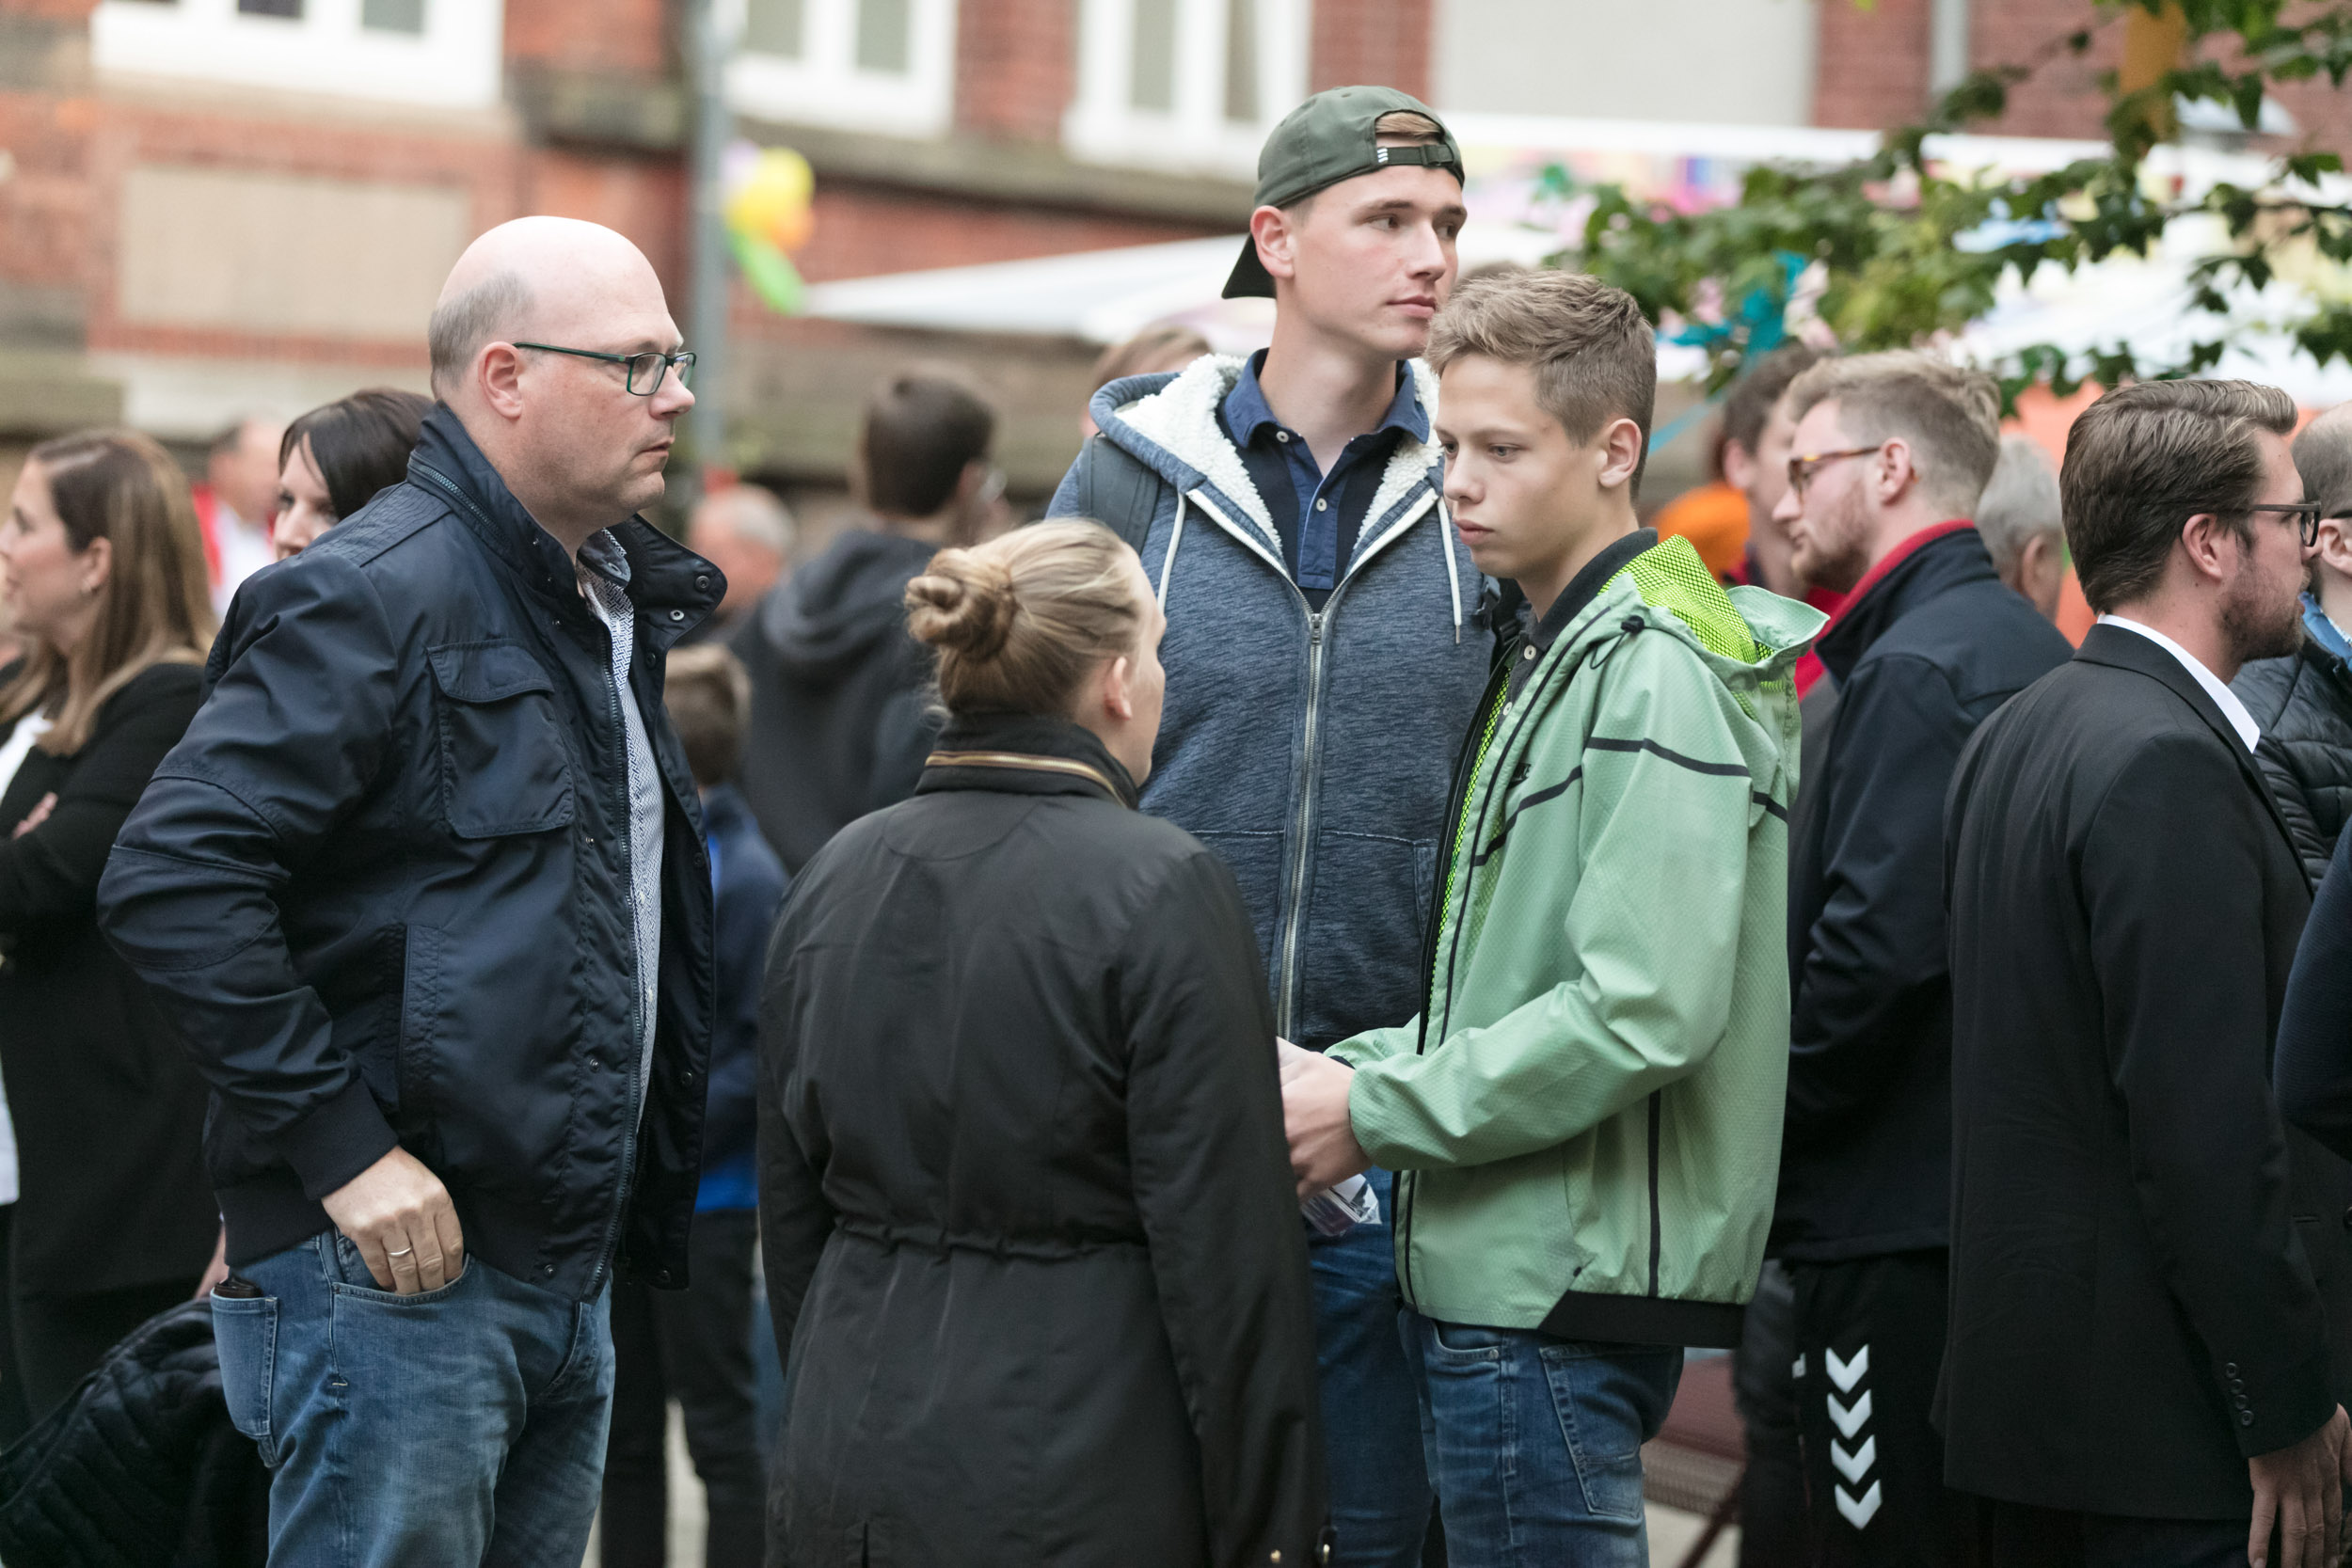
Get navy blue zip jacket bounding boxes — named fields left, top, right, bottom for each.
left=99, top=406, right=721, bottom=1301
left=1772, top=524, right=2072, bottom=1263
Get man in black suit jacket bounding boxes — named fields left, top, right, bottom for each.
left=1944, top=378, right=2352, bottom=1568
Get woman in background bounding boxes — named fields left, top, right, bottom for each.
left=0, top=430, right=218, bottom=1434
left=758, top=520, right=1327, bottom=1565
left=271, top=387, right=431, bottom=559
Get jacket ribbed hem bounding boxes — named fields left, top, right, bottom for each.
left=1769, top=1226, right=1950, bottom=1265
left=217, top=1172, right=333, bottom=1270
left=1537, top=1288, right=1744, bottom=1349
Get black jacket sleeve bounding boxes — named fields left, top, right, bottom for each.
left=97, top=555, right=403, bottom=1203
left=1118, top=848, right=1327, bottom=1568
left=756, top=894, right=835, bottom=1368
left=0, top=664, right=200, bottom=934
left=1787, top=653, right=1972, bottom=1143
left=2279, top=824, right=2352, bottom=1160
left=2090, top=732, right=2335, bottom=1458
left=2255, top=734, right=2331, bottom=888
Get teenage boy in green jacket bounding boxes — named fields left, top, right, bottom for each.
left=1282, top=269, right=1824, bottom=1563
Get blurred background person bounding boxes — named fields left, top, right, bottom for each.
left=685, top=483, right=795, bottom=639
left=272, top=388, right=433, bottom=560
left=759, top=521, right=1327, bottom=1564
left=1650, top=436, right=1753, bottom=578
left=1721, top=343, right=1840, bottom=699
left=0, top=430, right=217, bottom=1437
left=1975, top=434, right=2068, bottom=623
left=1078, top=323, right=1212, bottom=438
left=599, top=643, right=784, bottom=1568
left=730, top=366, right=998, bottom=871
left=2236, top=403, right=2352, bottom=885
left=191, top=416, right=283, bottom=616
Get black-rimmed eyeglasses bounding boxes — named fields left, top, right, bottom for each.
left=512, top=342, right=695, bottom=396
left=2247, top=501, right=2324, bottom=547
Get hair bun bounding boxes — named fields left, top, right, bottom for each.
left=906, top=549, right=1017, bottom=660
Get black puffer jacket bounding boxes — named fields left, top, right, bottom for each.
left=0, top=1300, right=267, bottom=1567
left=101, top=406, right=720, bottom=1301
left=728, top=529, right=940, bottom=872
left=2233, top=627, right=2352, bottom=887
left=758, top=712, right=1328, bottom=1568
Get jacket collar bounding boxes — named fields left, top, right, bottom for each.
left=914, top=711, right=1139, bottom=808
left=1512, top=528, right=1657, bottom=695
left=1814, top=520, right=1988, bottom=683
left=406, top=404, right=722, bottom=650
left=2301, top=592, right=2352, bottom=670
left=2075, top=621, right=2303, bottom=868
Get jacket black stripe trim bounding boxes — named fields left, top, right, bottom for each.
left=1536, top=1287, right=1745, bottom=1350
left=1471, top=768, right=1582, bottom=868
left=1755, top=791, right=1788, bottom=823
left=1646, top=1091, right=1663, bottom=1297
left=1586, top=735, right=1750, bottom=779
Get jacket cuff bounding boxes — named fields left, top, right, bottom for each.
left=2229, top=1343, right=2338, bottom=1460
left=1345, top=1058, right=1427, bottom=1171
left=1327, top=1024, right=1411, bottom=1070
left=277, top=1079, right=400, bottom=1203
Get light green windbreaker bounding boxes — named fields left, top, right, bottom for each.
left=1329, top=533, right=1826, bottom=1347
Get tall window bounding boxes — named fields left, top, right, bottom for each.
left=1067, top=0, right=1306, bottom=177
left=92, top=0, right=500, bottom=109
left=732, top=0, right=957, bottom=138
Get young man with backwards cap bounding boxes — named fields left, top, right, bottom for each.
left=1050, top=86, right=1491, bottom=1568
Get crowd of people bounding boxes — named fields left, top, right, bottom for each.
left=0, top=75, right=2348, bottom=1568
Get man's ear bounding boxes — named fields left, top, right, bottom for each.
left=1721, top=439, right=1756, bottom=492
left=1597, top=417, right=1645, bottom=491
left=2316, top=516, right=2352, bottom=580
left=1099, top=655, right=1136, bottom=724
left=2178, top=512, right=2237, bottom=586
left=478, top=344, right=527, bottom=422
left=1250, top=204, right=1298, bottom=287
left=1875, top=436, right=1918, bottom=505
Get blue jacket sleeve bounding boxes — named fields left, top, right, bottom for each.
left=702, top=833, right=786, bottom=1169
left=98, top=554, right=404, bottom=1202
left=1786, top=653, right=1972, bottom=1147
left=2278, top=824, right=2352, bottom=1160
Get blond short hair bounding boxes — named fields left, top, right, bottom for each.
left=1786, top=352, right=2002, bottom=519
left=1428, top=270, right=1658, bottom=476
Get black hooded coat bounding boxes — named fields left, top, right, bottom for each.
left=756, top=713, right=1329, bottom=1567
left=727, top=530, right=939, bottom=872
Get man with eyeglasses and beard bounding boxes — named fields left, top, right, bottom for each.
left=1766, top=352, right=2072, bottom=1567
left=1946, top=380, right=2352, bottom=1568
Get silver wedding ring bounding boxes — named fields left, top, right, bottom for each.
left=388, top=1246, right=414, bottom=1259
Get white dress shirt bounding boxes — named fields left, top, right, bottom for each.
left=2097, top=613, right=2261, bottom=752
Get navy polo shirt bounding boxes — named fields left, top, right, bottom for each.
left=1220, top=350, right=1426, bottom=610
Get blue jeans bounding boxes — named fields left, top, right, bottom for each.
left=1310, top=1166, right=1435, bottom=1568
left=213, top=1230, right=615, bottom=1567
left=1415, top=1315, right=1682, bottom=1567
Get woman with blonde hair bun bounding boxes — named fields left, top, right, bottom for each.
left=0, top=429, right=218, bottom=1433
left=758, top=519, right=1329, bottom=1565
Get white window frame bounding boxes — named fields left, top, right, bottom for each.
left=723, top=0, right=958, bottom=140
left=1063, top=0, right=1307, bottom=179
left=91, top=0, right=504, bottom=111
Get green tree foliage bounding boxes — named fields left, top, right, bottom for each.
left=1560, top=2, right=2352, bottom=404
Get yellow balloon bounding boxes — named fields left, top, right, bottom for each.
left=725, top=149, right=815, bottom=253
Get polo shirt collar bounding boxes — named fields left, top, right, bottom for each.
left=1223, top=350, right=1428, bottom=448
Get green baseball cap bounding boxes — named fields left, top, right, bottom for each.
left=1223, top=86, right=1466, bottom=300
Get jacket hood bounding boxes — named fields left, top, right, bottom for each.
left=1089, top=354, right=1442, bottom=566
left=754, top=529, right=939, bottom=685
left=1553, top=532, right=1827, bottom=700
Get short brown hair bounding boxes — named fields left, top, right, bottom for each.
left=1427, top=269, right=1657, bottom=480
left=2061, top=379, right=2297, bottom=613
left=1722, top=342, right=1822, bottom=456
left=663, top=643, right=751, bottom=787
left=906, top=521, right=1141, bottom=717
left=1785, top=352, right=2001, bottom=518
left=1, top=431, right=215, bottom=756
left=858, top=367, right=997, bottom=518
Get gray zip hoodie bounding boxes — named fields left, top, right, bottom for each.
left=1049, top=355, right=1493, bottom=1047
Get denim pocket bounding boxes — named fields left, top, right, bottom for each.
left=1539, top=1341, right=1681, bottom=1526
left=325, top=1230, right=471, bottom=1303
left=210, top=1291, right=278, bottom=1466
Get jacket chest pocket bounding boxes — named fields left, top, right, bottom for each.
left=426, top=641, right=578, bottom=837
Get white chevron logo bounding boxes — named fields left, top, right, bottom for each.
left=1790, top=1354, right=1806, bottom=1380
left=1831, top=1435, right=1875, bottom=1484
left=1835, top=1480, right=1883, bottom=1528
left=1825, top=1344, right=1868, bottom=1392
left=1827, top=1388, right=1871, bottom=1439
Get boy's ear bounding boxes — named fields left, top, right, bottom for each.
left=1598, top=416, right=1645, bottom=490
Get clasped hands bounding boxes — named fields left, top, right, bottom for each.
left=1278, top=1038, right=1372, bottom=1199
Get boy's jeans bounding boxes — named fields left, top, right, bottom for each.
left=212, top=1230, right=614, bottom=1568
left=1415, top=1314, right=1682, bottom=1567
left=1311, top=1165, right=1437, bottom=1567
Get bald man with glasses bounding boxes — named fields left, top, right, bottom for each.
left=101, top=216, right=723, bottom=1566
